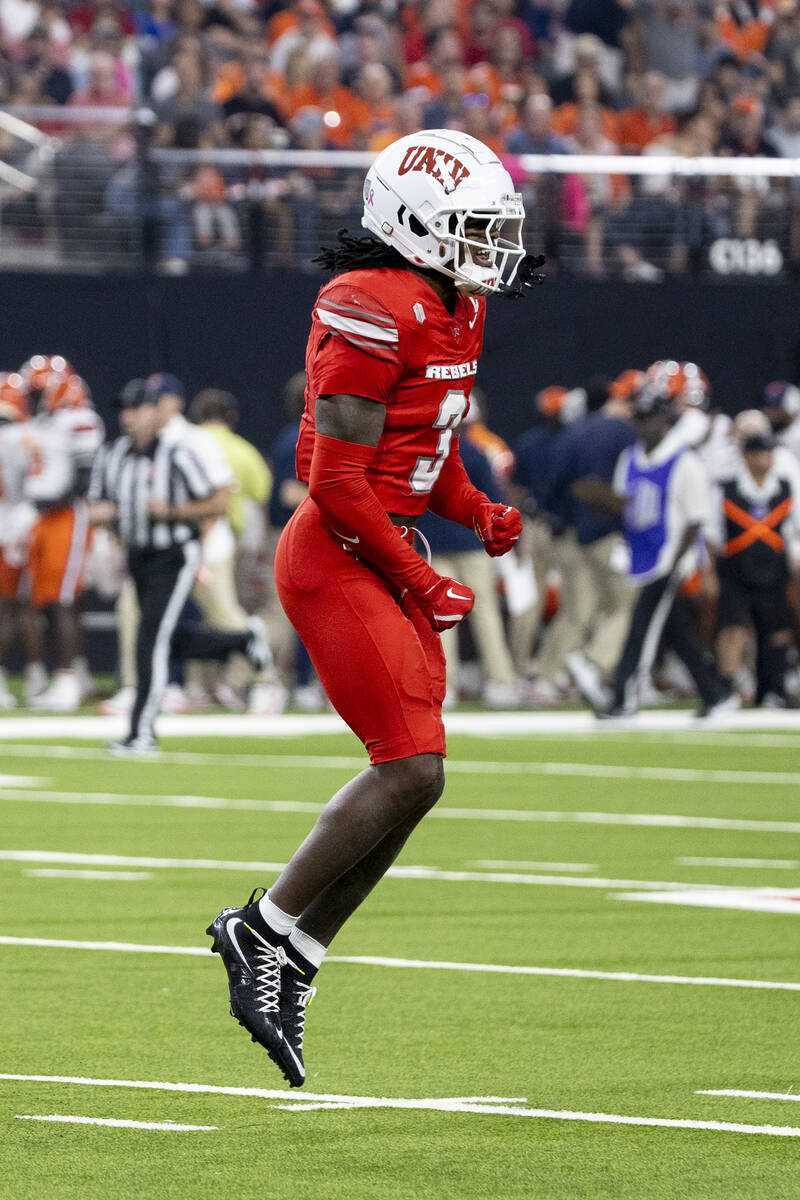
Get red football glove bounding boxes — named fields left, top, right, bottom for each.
left=473, top=502, right=523, bottom=557
left=415, top=575, right=475, bottom=632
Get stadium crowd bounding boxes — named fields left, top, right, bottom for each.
left=1, top=350, right=799, bottom=718
left=3, top=1, right=800, bottom=271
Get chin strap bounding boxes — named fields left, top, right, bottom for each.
left=498, top=254, right=546, bottom=299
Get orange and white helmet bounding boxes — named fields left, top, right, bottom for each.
left=19, top=354, right=88, bottom=413
left=645, top=360, right=710, bottom=413
left=0, top=371, right=29, bottom=422
left=535, top=384, right=568, bottom=417
left=610, top=368, right=645, bottom=402
left=361, top=129, right=525, bottom=296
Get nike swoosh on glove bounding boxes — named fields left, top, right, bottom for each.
left=473, top=502, right=523, bottom=557
left=415, top=575, right=475, bottom=632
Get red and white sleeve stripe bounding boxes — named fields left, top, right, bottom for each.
left=315, top=291, right=400, bottom=361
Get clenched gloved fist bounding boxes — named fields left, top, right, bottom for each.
left=500, top=254, right=546, bottom=298
left=473, top=502, right=523, bottom=557
left=415, top=575, right=475, bottom=632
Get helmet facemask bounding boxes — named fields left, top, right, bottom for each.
left=435, top=208, right=525, bottom=296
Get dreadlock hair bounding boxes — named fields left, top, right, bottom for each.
left=313, top=229, right=409, bottom=275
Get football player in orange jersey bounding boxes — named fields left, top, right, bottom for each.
left=19, top=355, right=104, bottom=710
left=0, top=372, right=47, bottom=706
left=207, top=130, right=544, bottom=1086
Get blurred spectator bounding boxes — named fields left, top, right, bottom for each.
left=153, top=47, right=223, bottom=148
left=459, top=90, right=504, bottom=157
left=551, top=66, right=619, bottom=142
left=564, top=104, right=630, bottom=275
left=766, top=93, right=800, bottom=156
left=505, top=91, right=568, bottom=154
left=510, top=383, right=570, bottom=680
left=286, top=46, right=371, bottom=148
left=17, top=24, right=72, bottom=104
left=550, top=32, right=616, bottom=107
left=765, top=0, right=800, bottom=95
left=463, top=0, right=500, bottom=68
left=220, top=46, right=287, bottom=131
left=618, top=71, right=676, bottom=153
left=714, top=1, right=769, bottom=62
left=636, top=0, right=702, bottom=113
left=422, top=62, right=467, bottom=129
left=405, top=25, right=464, bottom=99
left=184, top=164, right=241, bottom=255
left=368, top=89, right=427, bottom=153
left=355, top=62, right=397, bottom=141
left=340, top=11, right=402, bottom=92
left=68, top=48, right=132, bottom=107
left=718, top=93, right=779, bottom=240
left=268, top=0, right=336, bottom=76
left=527, top=384, right=589, bottom=702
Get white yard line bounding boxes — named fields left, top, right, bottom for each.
left=697, top=1090, right=800, bottom=1103
left=3, top=1076, right=799, bottom=1137
left=468, top=861, right=597, bottom=872
left=22, top=869, right=152, bottom=881
left=0, top=775, right=46, bottom=786
left=4, top=788, right=800, bottom=834
left=15, top=1114, right=216, bottom=1131
left=0, top=849, right=741, bottom=890
left=677, top=857, right=799, bottom=870
left=616, top=889, right=800, bottom=914
left=0, top=940, right=798, bottom=991
left=5, top=745, right=800, bottom=786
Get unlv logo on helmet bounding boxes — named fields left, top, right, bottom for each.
left=397, top=145, right=471, bottom=191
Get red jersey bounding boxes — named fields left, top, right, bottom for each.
left=296, top=268, right=486, bottom=516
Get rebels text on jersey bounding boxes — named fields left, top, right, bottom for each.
left=296, top=268, right=486, bottom=516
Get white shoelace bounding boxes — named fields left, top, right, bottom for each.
left=254, top=944, right=286, bottom=1014
left=286, top=983, right=317, bottom=1047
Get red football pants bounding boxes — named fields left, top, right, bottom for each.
left=275, top=498, right=446, bottom=764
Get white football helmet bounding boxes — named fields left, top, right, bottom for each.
left=361, top=129, right=525, bottom=296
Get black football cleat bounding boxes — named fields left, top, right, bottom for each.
left=278, top=952, right=317, bottom=1087
left=206, top=890, right=305, bottom=1087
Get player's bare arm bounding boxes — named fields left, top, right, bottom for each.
left=316, top=393, right=385, bottom=447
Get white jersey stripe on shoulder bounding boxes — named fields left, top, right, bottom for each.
left=316, top=308, right=398, bottom=343
left=319, top=299, right=397, bottom=327
left=335, top=335, right=399, bottom=355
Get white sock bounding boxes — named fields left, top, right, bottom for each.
left=257, top=890, right=298, bottom=936
left=289, top=926, right=327, bottom=968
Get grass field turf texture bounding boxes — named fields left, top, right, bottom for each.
left=2, top=728, right=799, bottom=1199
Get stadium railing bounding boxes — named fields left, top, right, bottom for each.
left=0, top=107, right=797, bottom=279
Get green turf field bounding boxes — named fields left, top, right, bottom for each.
left=2, top=729, right=799, bottom=1199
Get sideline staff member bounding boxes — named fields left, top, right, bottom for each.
left=88, top=379, right=268, bottom=753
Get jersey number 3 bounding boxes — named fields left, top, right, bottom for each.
left=409, top=390, right=468, bottom=495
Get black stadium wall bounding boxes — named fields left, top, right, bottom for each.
left=2, top=271, right=800, bottom=450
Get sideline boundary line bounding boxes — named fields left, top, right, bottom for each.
left=2, top=707, right=800, bottom=740
left=1, top=939, right=798, bottom=991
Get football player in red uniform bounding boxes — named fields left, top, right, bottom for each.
left=208, top=130, right=543, bottom=1086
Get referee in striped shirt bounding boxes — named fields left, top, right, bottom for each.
left=88, top=378, right=268, bottom=754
